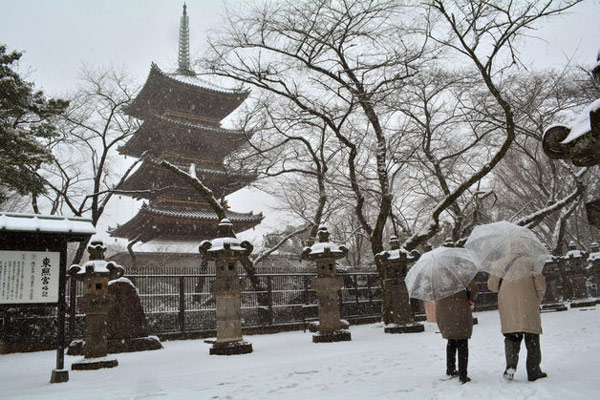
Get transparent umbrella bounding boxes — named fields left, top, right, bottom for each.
left=405, top=246, right=480, bottom=301
left=464, top=221, right=550, bottom=280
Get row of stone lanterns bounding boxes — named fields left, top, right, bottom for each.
left=71, top=219, right=421, bottom=367
left=542, top=241, right=600, bottom=310
left=199, top=221, right=422, bottom=349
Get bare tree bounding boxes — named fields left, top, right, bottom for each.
left=398, top=0, right=584, bottom=250
left=200, top=0, right=584, bottom=323
left=142, top=153, right=312, bottom=311
left=204, top=0, right=431, bottom=285
left=486, top=68, right=598, bottom=251
left=39, top=65, right=140, bottom=264
left=228, top=94, right=346, bottom=240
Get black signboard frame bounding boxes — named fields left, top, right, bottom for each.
left=1, top=230, right=92, bottom=383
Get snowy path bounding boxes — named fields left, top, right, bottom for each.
left=1, top=307, right=598, bottom=399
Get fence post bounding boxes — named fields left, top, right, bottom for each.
left=68, top=277, right=76, bottom=342
left=354, top=274, right=359, bottom=307
left=338, top=276, right=344, bottom=319
left=267, top=275, right=274, bottom=325
left=367, top=274, right=373, bottom=306
left=303, top=275, right=310, bottom=331
left=179, top=276, right=185, bottom=334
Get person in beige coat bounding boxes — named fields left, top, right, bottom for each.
left=436, top=281, right=478, bottom=384
left=488, top=250, right=547, bottom=382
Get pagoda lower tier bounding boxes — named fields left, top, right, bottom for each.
left=110, top=202, right=263, bottom=243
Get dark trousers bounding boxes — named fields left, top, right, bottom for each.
left=447, top=339, right=469, bottom=378
left=504, top=333, right=543, bottom=378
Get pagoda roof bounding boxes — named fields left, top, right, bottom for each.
left=126, top=63, right=249, bottom=122
left=118, top=114, right=248, bottom=160
left=117, top=161, right=257, bottom=201
left=110, top=203, right=263, bottom=243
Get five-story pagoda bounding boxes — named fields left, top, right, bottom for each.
left=111, top=4, right=262, bottom=246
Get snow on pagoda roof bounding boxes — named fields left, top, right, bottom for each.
left=165, top=70, right=247, bottom=96
left=153, top=62, right=248, bottom=96
left=126, top=63, right=249, bottom=123
left=0, top=212, right=95, bottom=235
left=152, top=114, right=246, bottom=136
left=109, top=203, right=263, bottom=242
left=144, top=203, right=263, bottom=222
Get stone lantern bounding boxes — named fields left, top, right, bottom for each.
left=541, top=256, right=567, bottom=312
left=563, top=241, right=589, bottom=302
left=587, top=242, right=600, bottom=298
left=375, top=236, right=424, bottom=333
left=199, top=219, right=253, bottom=355
left=69, top=240, right=123, bottom=370
left=301, top=225, right=351, bottom=343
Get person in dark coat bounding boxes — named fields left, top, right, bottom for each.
left=435, top=281, right=478, bottom=384
left=488, top=248, right=547, bottom=382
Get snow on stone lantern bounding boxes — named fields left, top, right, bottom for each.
left=69, top=240, right=124, bottom=370
left=586, top=242, right=600, bottom=298
left=301, top=225, right=351, bottom=343
left=375, top=236, right=424, bottom=334
left=199, top=219, right=253, bottom=355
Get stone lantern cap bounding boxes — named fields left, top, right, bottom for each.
left=199, top=219, right=253, bottom=261
left=301, top=225, right=348, bottom=261
left=375, top=236, right=420, bottom=264
left=564, top=242, right=587, bottom=259
left=68, top=240, right=125, bottom=280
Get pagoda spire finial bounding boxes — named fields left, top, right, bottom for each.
left=177, top=2, right=195, bottom=76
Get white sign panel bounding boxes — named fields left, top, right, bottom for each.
left=0, top=251, right=61, bottom=304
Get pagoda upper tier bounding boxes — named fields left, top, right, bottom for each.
left=118, top=114, right=249, bottom=162
left=125, top=63, right=249, bottom=124
left=117, top=161, right=257, bottom=202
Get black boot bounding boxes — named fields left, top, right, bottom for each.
left=504, top=333, right=522, bottom=380
left=525, top=334, right=547, bottom=381
left=446, top=340, right=458, bottom=377
left=457, top=339, right=470, bottom=383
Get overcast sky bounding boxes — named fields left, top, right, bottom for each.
left=0, top=0, right=231, bottom=95
left=1, top=0, right=599, bottom=97
left=1, top=0, right=599, bottom=248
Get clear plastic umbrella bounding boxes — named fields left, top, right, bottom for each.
left=405, top=246, right=480, bottom=301
left=464, top=221, right=550, bottom=280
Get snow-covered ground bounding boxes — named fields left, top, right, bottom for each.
left=1, top=306, right=599, bottom=400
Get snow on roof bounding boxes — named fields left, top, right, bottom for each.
left=0, top=212, right=95, bottom=235
left=560, top=98, right=600, bottom=144
left=565, top=249, right=586, bottom=259
left=587, top=252, right=600, bottom=262
left=150, top=62, right=246, bottom=96
left=379, top=248, right=418, bottom=262
left=203, top=237, right=248, bottom=252
left=166, top=72, right=245, bottom=95
left=302, top=241, right=348, bottom=259
left=72, top=260, right=112, bottom=274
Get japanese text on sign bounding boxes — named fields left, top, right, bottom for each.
left=0, top=251, right=60, bottom=304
